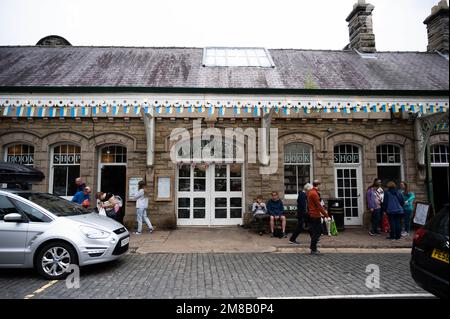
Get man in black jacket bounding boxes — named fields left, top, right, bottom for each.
left=289, top=183, right=313, bottom=244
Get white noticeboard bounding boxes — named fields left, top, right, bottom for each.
left=156, top=176, right=172, bottom=201
left=128, top=177, right=143, bottom=200
left=413, top=202, right=430, bottom=226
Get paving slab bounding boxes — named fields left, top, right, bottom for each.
left=129, top=227, right=413, bottom=254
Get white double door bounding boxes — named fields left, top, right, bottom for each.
left=334, top=165, right=363, bottom=226
left=177, top=163, right=244, bottom=226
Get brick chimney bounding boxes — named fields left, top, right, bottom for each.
left=345, top=0, right=376, bottom=53
left=423, top=0, right=449, bottom=54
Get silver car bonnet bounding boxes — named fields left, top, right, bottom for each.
left=66, top=213, right=124, bottom=232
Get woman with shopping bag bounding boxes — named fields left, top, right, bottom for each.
left=96, top=192, right=122, bottom=221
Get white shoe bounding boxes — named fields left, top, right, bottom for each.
left=134, top=232, right=142, bottom=235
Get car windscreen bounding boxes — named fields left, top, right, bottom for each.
left=16, top=193, right=92, bottom=217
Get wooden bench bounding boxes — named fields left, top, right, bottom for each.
left=243, top=205, right=299, bottom=233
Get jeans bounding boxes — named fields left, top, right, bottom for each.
left=371, top=208, right=382, bottom=233
left=136, top=208, right=153, bottom=233
left=388, top=213, right=402, bottom=239
left=253, top=214, right=269, bottom=233
left=309, top=218, right=322, bottom=251
left=290, top=215, right=305, bottom=242
left=403, top=209, right=412, bottom=233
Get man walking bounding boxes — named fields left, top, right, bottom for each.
left=307, top=180, right=329, bottom=254
left=75, top=177, right=86, bottom=192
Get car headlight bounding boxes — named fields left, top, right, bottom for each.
left=79, top=225, right=110, bottom=239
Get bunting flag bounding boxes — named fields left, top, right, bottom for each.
left=0, top=99, right=448, bottom=118
left=253, top=105, right=260, bottom=117
left=59, top=107, right=67, bottom=117
left=113, top=105, right=119, bottom=116
left=208, top=105, right=215, bottom=116
left=49, top=107, right=56, bottom=117
left=2, top=105, right=10, bottom=116
left=27, top=106, right=35, bottom=117
left=38, top=107, right=46, bottom=117
left=15, top=105, right=23, bottom=117
left=70, top=107, right=77, bottom=117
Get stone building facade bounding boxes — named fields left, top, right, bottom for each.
left=0, top=1, right=449, bottom=229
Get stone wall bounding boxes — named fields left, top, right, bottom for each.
left=0, top=115, right=431, bottom=229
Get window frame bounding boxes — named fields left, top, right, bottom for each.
left=430, top=144, right=449, bottom=167
left=4, top=143, right=35, bottom=166
left=376, top=144, right=404, bottom=185
left=202, top=47, right=275, bottom=68
left=283, top=143, right=313, bottom=199
left=49, top=143, right=82, bottom=199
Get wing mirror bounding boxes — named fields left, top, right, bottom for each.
left=4, top=213, right=25, bottom=222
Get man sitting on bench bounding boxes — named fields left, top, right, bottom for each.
left=267, top=191, right=287, bottom=238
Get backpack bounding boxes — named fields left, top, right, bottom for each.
left=273, top=228, right=284, bottom=238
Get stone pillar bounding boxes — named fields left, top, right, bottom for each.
left=424, top=0, right=449, bottom=54
left=345, top=0, right=376, bottom=53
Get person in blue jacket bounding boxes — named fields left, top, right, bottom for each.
left=71, top=186, right=91, bottom=208
left=267, top=191, right=287, bottom=238
left=381, top=181, right=405, bottom=240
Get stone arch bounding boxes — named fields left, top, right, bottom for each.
left=326, top=131, right=369, bottom=155
left=429, top=133, right=449, bottom=146
left=0, top=130, right=42, bottom=149
left=89, top=132, right=136, bottom=151
left=42, top=131, right=90, bottom=152
left=368, top=132, right=412, bottom=153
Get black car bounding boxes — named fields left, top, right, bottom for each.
left=410, top=204, right=449, bottom=299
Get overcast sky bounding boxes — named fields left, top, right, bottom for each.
left=0, top=0, right=442, bottom=51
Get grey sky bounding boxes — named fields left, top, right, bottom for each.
left=0, top=0, right=441, bottom=51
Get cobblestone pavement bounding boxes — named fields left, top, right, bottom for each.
left=0, top=252, right=428, bottom=299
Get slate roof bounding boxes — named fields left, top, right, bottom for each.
left=0, top=46, right=448, bottom=91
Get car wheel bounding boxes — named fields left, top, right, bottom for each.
left=36, top=241, right=78, bottom=280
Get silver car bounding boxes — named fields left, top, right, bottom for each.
left=0, top=189, right=129, bottom=279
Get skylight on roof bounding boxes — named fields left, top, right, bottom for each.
left=203, top=47, right=274, bottom=67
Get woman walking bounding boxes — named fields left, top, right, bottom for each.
left=381, top=181, right=405, bottom=240
left=133, top=180, right=153, bottom=235
left=400, top=181, right=415, bottom=237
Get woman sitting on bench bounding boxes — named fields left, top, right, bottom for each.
left=252, top=195, right=268, bottom=236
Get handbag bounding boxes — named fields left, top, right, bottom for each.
left=382, top=212, right=390, bottom=233
left=330, top=217, right=338, bottom=236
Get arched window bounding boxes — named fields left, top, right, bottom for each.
left=50, top=144, right=81, bottom=197
left=5, top=144, right=34, bottom=166
left=284, top=143, right=312, bottom=197
left=376, top=144, right=403, bottom=187
left=334, top=144, right=360, bottom=164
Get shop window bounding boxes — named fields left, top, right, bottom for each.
left=376, top=144, right=402, bottom=187
left=284, top=143, right=312, bottom=197
left=51, top=144, right=81, bottom=197
left=5, top=144, right=34, bottom=166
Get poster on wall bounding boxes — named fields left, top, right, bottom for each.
left=155, top=176, right=172, bottom=201
left=128, top=177, right=143, bottom=200
left=413, top=202, right=431, bottom=226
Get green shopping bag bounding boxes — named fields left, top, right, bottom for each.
left=330, top=217, right=338, bottom=236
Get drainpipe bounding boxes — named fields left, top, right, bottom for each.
left=425, top=144, right=435, bottom=212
